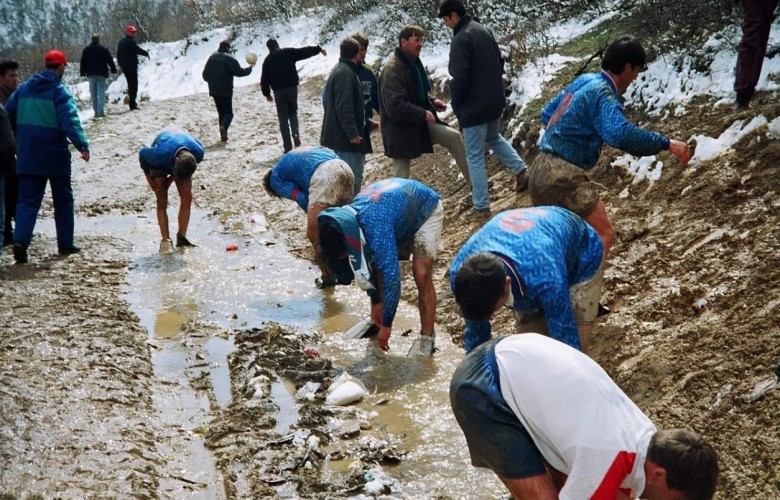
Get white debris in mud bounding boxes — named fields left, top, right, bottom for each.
left=296, top=381, right=321, bottom=401
left=325, top=372, right=367, bottom=406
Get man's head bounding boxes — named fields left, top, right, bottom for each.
left=398, top=25, right=425, bottom=59
left=91, top=33, right=100, bottom=43
left=644, top=429, right=719, bottom=500
left=317, top=220, right=353, bottom=285
left=262, top=169, right=280, bottom=198
left=44, top=50, right=67, bottom=76
left=0, top=60, right=20, bottom=92
left=438, top=0, right=466, bottom=29
left=218, top=40, right=231, bottom=53
left=454, top=253, right=510, bottom=321
left=174, top=150, right=197, bottom=179
left=351, top=32, right=369, bottom=65
left=601, top=36, right=646, bottom=93
left=267, top=38, right=280, bottom=51
left=126, top=25, right=138, bottom=36
left=339, top=37, right=360, bottom=61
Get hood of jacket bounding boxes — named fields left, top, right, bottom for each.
left=27, top=71, right=61, bottom=92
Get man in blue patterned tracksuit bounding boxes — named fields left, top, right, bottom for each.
left=5, top=50, right=90, bottom=264
left=139, top=130, right=204, bottom=252
left=532, top=37, right=690, bottom=259
left=263, top=146, right=355, bottom=287
left=317, top=178, right=444, bottom=355
left=450, top=206, right=604, bottom=353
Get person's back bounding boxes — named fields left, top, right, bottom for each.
left=269, top=147, right=339, bottom=209
left=261, top=46, right=321, bottom=94
left=202, top=50, right=251, bottom=97
left=80, top=40, right=116, bottom=77
left=117, top=35, right=139, bottom=68
left=139, top=130, right=204, bottom=175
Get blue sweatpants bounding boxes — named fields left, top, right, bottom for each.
left=14, top=174, right=74, bottom=250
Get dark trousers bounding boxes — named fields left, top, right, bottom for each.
left=212, top=95, right=234, bottom=131
left=3, top=170, right=17, bottom=244
left=14, top=173, right=74, bottom=250
left=273, top=86, right=299, bottom=153
left=735, top=0, right=779, bottom=100
left=124, top=66, right=139, bottom=109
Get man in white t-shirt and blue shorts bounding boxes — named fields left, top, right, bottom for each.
left=450, top=334, right=719, bottom=499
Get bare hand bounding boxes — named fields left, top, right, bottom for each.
left=377, top=325, right=392, bottom=351
left=350, top=136, right=363, bottom=144
left=320, top=48, right=328, bottom=56
left=433, top=99, right=447, bottom=112
left=265, top=95, right=273, bottom=102
left=668, top=139, right=690, bottom=166
left=425, top=110, right=435, bottom=124
left=81, top=151, right=90, bottom=162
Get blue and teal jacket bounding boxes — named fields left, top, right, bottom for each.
left=270, top=147, right=339, bottom=211
left=539, top=71, right=669, bottom=170
left=450, top=207, right=603, bottom=352
left=139, top=130, right=204, bottom=175
left=353, top=178, right=440, bottom=328
left=5, top=70, right=89, bottom=176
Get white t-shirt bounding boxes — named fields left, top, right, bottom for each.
left=496, top=334, right=656, bottom=499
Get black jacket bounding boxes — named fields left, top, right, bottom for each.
left=260, top=46, right=321, bottom=96
left=80, top=42, right=117, bottom=78
left=0, top=103, right=15, bottom=176
left=117, top=35, right=149, bottom=69
left=202, top=51, right=253, bottom=97
left=378, top=48, right=439, bottom=159
left=320, top=58, right=365, bottom=153
left=448, top=15, right=506, bottom=127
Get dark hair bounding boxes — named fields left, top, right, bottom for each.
left=453, top=253, right=507, bottom=321
left=351, top=32, right=369, bottom=49
left=266, top=38, right=279, bottom=50
left=91, top=34, right=100, bottom=43
left=601, top=36, right=646, bottom=74
left=262, top=169, right=279, bottom=198
left=398, top=25, right=425, bottom=45
left=318, top=222, right=346, bottom=261
left=647, top=429, right=719, bottom=500
left=438, top=0, right=466, bottom=18
left=174, top=150, right=197, bottom=179
left=218, top=40, right=230, bottom=52
left=0, top=60, right=19, bottom=76
left=340, top=37, right=360, bottom=59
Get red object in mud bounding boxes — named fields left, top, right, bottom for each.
left=304, top=347, right=320, bottom=358
left=226, top=243, right=239, bottom=252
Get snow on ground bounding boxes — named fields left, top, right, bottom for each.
left=691, top=116, right=768, bottom=163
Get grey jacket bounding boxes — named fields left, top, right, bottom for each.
left=320, top=58, right=365, bottom=153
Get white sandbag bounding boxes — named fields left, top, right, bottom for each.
left=325, top=372, right=367, bottom=406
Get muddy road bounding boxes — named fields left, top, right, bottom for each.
left=1, top=76, right=779, bottom=499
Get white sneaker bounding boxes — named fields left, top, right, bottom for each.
left=159, top=239, right=174, bottom=255
left=408, top=333, right=436, bottom=356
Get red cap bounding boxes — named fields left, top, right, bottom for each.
left=44, top=50, right=67, bottom=66
left=126, top=25, right=138, bottom=34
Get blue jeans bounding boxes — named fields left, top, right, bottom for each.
left=463, top=118, right=526, bottom=211
left=14, top=174, right=74, bottom=249
left=88, top=76, right=107, bottom=117
left=335, top=151, right=365, bottom=194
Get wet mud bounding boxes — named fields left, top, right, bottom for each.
left=1, top=74, right=778, bottom=499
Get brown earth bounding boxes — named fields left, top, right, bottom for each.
left=1, top=72, right=778, bottom=498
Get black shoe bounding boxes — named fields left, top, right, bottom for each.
left=597, top=303, right=611, bottom=317
left=293, top=135, right=301, bottom=148
left=315, top=276, right=337, bottom=289
left=176, top=233, right=196, bottom=247
left=735, top=93, right=751, bottom=111
left=515, top=169, right=529, bottom=192
left=12, top=243, right=27, bottom=264
left=219, top=126, right=228, bottom=142
left=58, top=246, right=81, bottom=256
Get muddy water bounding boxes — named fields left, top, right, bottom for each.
left=47, top=207, right=504, bottom=498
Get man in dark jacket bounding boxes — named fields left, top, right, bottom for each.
left=0, top=102, right=14, bottom=250
left=439, top=0, right=528, bottom=216
left=378, top=25, right=468, bottom=182
left=261, top=38, right=327, bottom=153
left=5, top=50, right=90, bottom=264
left=116, top=25, right=150, bottom=111
left=0, top=59, right=20, bottom=246
left=202, top=40, right=254, bottom=142
left=321, top=37, right=366, bottom=194
left=80, top=33, right=117, bottom=118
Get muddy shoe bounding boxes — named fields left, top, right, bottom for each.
left=58, top=246, right=81, bottom=256
left=176, top=233, right=196, bottom=248
left=159, top=239, right=174, bottom=255
left=293, top=135, right=301, bottom=148
left=466, top=207, right=491, bottom=221
left=515, top=169, right=529, bottom=192
left=12, top=243, right=28, bottom=264
left=408, top=333, right=436, bottom=356
left=219, top=126, right=228, bottom=142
